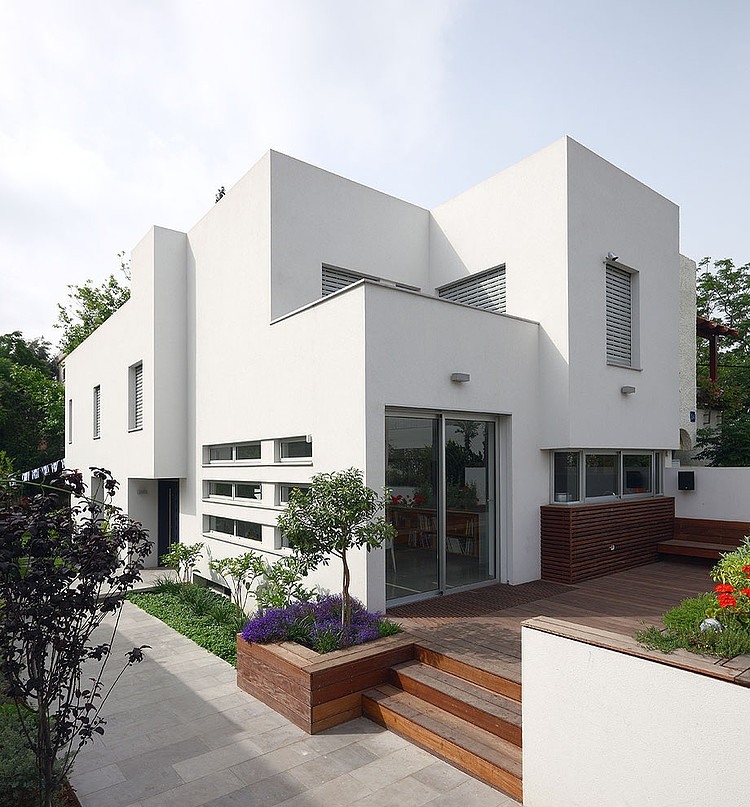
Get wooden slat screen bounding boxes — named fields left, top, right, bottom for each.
left=541, top=497, right=675, bottom=584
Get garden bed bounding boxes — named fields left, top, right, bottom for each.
left=236, top=633, right=415, bottom=733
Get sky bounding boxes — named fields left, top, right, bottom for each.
left=1, top=0, right=748, bottom=346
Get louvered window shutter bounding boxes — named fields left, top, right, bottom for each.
left=133, top=363, right=143, bottom=429
left=93, top=386, right=101, bottom=438
left=322, top=266, right=364, bottom=296
left=606, top=266, right=632, bottom=366
left=438, top=267, right=506, bottom=313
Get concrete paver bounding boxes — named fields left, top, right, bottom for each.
left=71, top=600, right=519, bottom=806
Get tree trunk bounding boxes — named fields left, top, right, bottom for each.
left=341, top=548, right=351, bottom=627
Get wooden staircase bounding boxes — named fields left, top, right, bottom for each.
left=362, top=645, right=523, bottom=802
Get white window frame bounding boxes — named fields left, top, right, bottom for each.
left=278, top=436, right=313, bottom=462
left=204, top=480, right=262, bottom=503
left=128, top=361, right=143, bottom=432
left=278, top=483, right=310, bottom=504
left=204, top=441, right=261, bottom=464
left=92, top=385, right=101, bottom=440
left=551, top=450, right=661, bottom=504
left=204, top=514, right=263, bottom=542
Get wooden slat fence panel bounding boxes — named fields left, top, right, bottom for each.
left=541, top=498, right=675, bottom=584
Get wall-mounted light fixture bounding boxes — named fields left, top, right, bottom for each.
left=450, top=373, right=470, bottom=383
left=605, top=251, right=619, bottom=263
left=621, top=385, right=636, bottom=395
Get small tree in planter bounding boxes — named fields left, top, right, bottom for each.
left=277, top=468, right=395, bottom=627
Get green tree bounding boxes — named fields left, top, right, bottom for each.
left=695, top=257, right=750, bottom=465
left=55, top=254, right=130, bottom=356
left=276, top=468, right=395, bottom=627
left=0, top=332, right=63, bottom=472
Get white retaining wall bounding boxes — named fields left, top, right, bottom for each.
left=665, top=465, right=750, bottom=523
left=522, top=625, right=747, bottom=807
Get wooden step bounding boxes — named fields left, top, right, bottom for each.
left=657, top=539, right=735, bottom=559
left=389, top=660, right=522, bottom=747
left=363, top=684, right=523, bottom=802
left=414, top=644, right=522, bottom=702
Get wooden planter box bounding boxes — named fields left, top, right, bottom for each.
left=236, top=633, right=415, bottom=733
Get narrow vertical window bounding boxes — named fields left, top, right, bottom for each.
left=67, top=399, right=73, bottom=444
left=92, top=385, right=101, bottom=439
left=606, top=265, right=632, bottom=367
left=129, top=362, right=143, bottom=431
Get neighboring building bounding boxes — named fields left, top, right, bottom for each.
left=64, top=136, right=691, bottom=610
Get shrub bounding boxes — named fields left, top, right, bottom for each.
left=0, top=703, right=40, bottom=802
left=241, top=594, right=401, bottom=654
left=635, top=542, right=750, bottom=659
left=160, top=541, right=204, bottom=584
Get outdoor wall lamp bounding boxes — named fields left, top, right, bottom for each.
left=451, top=373, right=471, bottom=383
left=621, top=385, right=636, bottom=395
left=605, top=251, right=619, bottom=263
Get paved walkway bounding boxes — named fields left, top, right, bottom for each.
left=71, top=601, right=519, bottom=807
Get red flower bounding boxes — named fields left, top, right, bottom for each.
left=718, top=593, right=737, bottom=608
left=743, top=565, right=750, bottom=574
left=741, top=588, right=750, bottom=597
left=714, top=583, right=735, bottom=593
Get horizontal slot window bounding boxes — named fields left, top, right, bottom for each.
left=205, top=481, right=262, bottom=502
left=205, top=441, right=261, bottom=463
left=279, top=437, right=312, bottom=460
left=552, top=450, right=661, bottom=504
left=205, top=515, right=262, bottom=542
left=279, top=484, right=310, bottom=504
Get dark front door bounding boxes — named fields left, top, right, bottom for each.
left=157, top=479, right=180, bottom=563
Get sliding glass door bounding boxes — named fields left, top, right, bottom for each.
left=385, top=413, right=497, bottom=603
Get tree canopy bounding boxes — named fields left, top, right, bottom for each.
left=55, top=254, right=130, bottom=356
left=695, top=257, right=750, bottom=466
left=0, top=332, right=63, bottom=472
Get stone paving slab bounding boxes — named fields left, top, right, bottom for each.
left=71, top=601, right=519, bottom=807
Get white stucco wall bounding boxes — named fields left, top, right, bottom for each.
left=63, top=225, right=188, bottom=565
left=64, top=137, right=688, bottom=603
left=566, top=139, right=681, bottom=451
left=269, top=151, right=430, bottom=319
left=522, top=626, right=747, bottom=807
left=430, top=138, right=570, bottom=449
left=666, top=465, right=750, bottom=522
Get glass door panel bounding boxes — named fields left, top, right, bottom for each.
left=385, top=416, right=440, bottom=600
left=444, top=419, right=495, bottom=589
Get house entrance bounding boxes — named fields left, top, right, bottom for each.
left=385, top=414, right=497, bottom=603
left=157, top=479, right=180, bottom=562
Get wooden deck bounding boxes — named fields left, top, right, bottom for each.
left=387, top=558, right=713, bottom=682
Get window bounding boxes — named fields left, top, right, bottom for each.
left=205, top=441, right=261, bottom=463
left=205, top=481, right=261, bottom=501
left=92, top=385, right=101, bottom=439
left=623, top=453, right=652, bottom=495
left=279, top=484, right=310, bottom=503
left=605, top=264, right=633, bottom=367
left=585, top=454, right=619, bottom=498
left=437, top=266, right=506, bottom=313
left=553, top=452, right=579, bottom=502
left=67, top=399, right=73, bottom=444
left=702, top=411, right=711, bottom=426
left=279, top=437, right=312, bottom=460
left=128, top=361, right=143, bottom=431
left=552, top=450, right=661, bottom=503
left=236, top=442, right=261, bottom=461
left=322, top=265, right=366, bottom=296
left=205, top=515, right=262, bottom=542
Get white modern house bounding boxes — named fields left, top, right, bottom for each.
left=64, top=136, right=693, bottom=611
